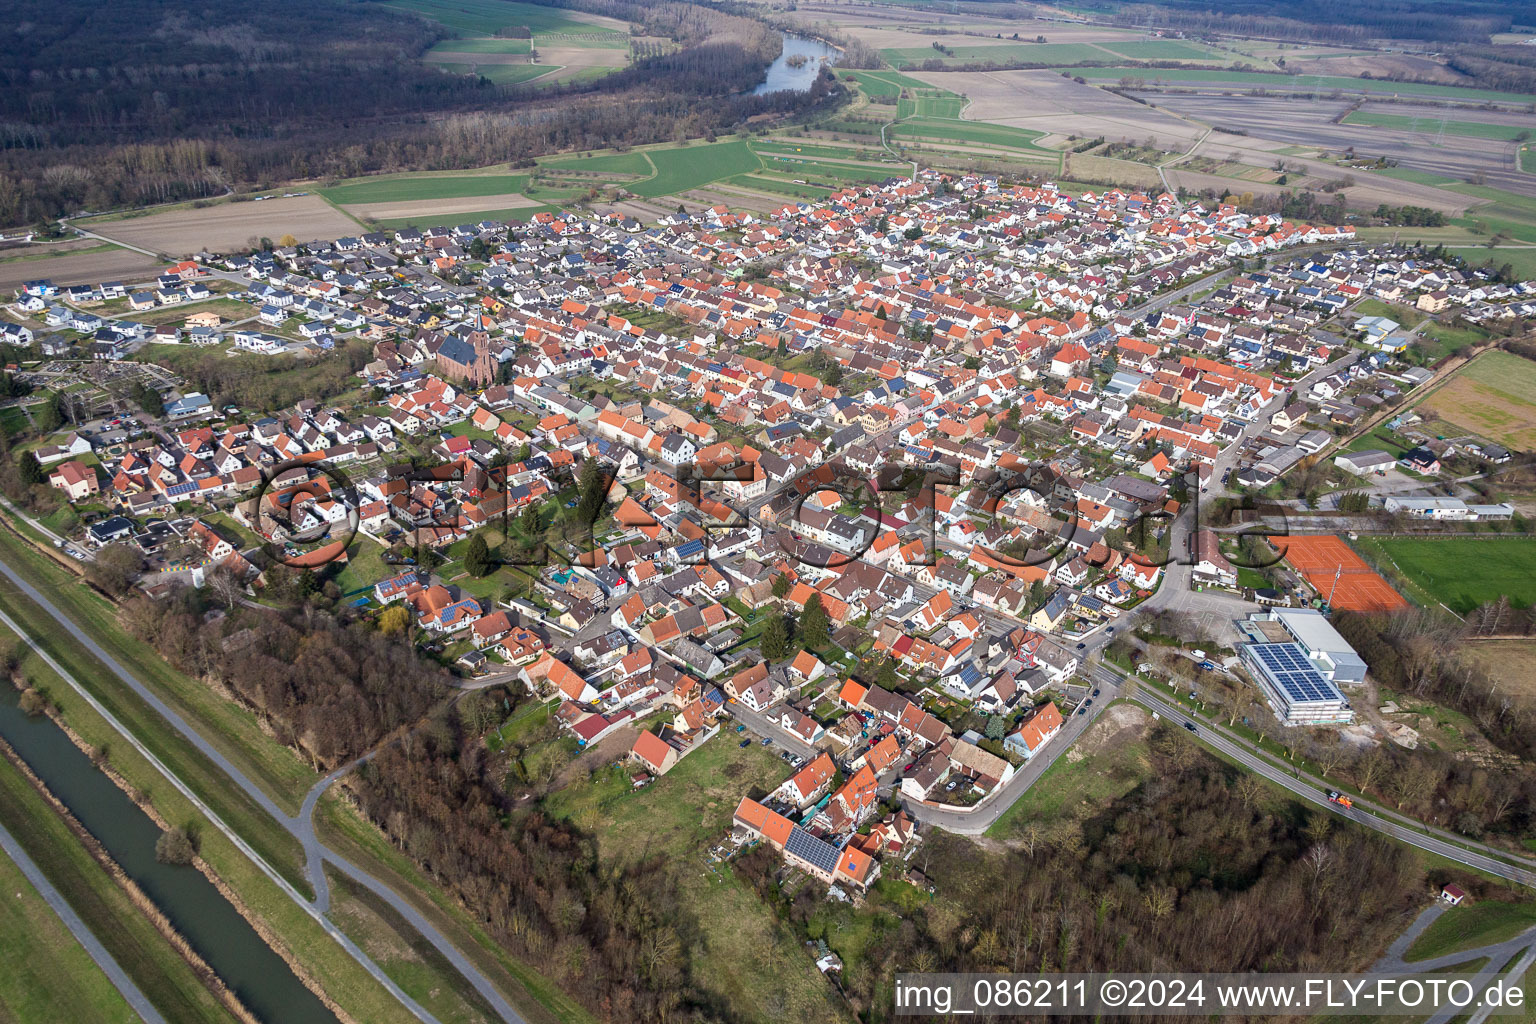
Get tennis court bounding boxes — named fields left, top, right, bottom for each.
left=1270, top=534, right=1408, bottom=613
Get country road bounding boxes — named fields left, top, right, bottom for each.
left=0, top=551, right=530, bottom=1024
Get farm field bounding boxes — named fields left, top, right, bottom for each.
left=1065, top=66, right=1536, bottom=104
left=1354, top=537, right=1536, bottom=614
left=1459, top=640, right=1536, bottom=701
left=425, top=37, right=531, bottom=55
left=883, top=42, right=1114, bottom=68
left=434, top=63, right=556, bottom=85
left=320, top=173, right=530, bottom=205
left=1406, top=901, right=1536, bottom=961
left=83, top=195, right=360, bottom=257
left=629, top=140, right=765, bottom=198
left=0, top=245, right=165, bottom=292
left=538, top=151, right=653, bottom=175
left=1099, top=40, right=1225, bottom=61
left=384, top=0, right=627, bottom=40
left=1420, top=350, right=1536, bottom=451
left=839, top=69, right=930, bottom=97
left=891, top=116, right=1053, bottom=153
left=1272, top=534, right=1407, bottom=613
left=1343, top=110, right=1535, bottom=142
left=372, top=204, right=562, bottom=230
left=1450, top=184, right=1536, bottom=243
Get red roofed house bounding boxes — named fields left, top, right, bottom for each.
left=629, top=729, right=678, bottom=776
left=1004, top=702, right=1064, bottom=760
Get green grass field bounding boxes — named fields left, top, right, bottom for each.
left=1447, top=246, right=1536, bottom=281
left=839, top=69, right=930, bottom=97
left=1343, top=110, right=1535, bottom=142
left=372, top=203, right=562, bottom=230
left=435, top=63, right=555, bottom=86
left=1417, top=319, right=1491, bottom=361
left=1521, top=145, right=1536, bottom=174
left=1354, top=537, right=1536, bottom=613
left=753, top=153, right=895, bottom=183
left=890, top=116, right=1053, bottom=153
left=425, top=37, right=531, bottom=55
left=1450, top=184, right=1536, bottom=244
left=882, top=42, right=1111, bottom=68
left=728, top=174, right=834, bottom=199
left=538, top=151, right=653, bottom=175
left=320, top=173, right=530, bottom=205
left=1100, top=40, right=1223, bottom=61
left=1406, top=901, right=1536, bottom=961
left=1064, top=66, right=1536, bottom=103
left=629, top=139, right=764, bottom=197
left=385, top=0, right=624, bottom=39
left=896, top=89, right=967, bottom=119
left=1371, top=166, right=1462, bottom=186
left=0, top=838, right=140, bottom=1024
left=1420, top=349, right=1536, bottom=450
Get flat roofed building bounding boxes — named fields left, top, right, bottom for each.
left=1240, top=642, right=1352, bottom=726
left=1254, top=607, right=1367, bottom=684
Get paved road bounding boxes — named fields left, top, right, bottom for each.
left=0, top=551, right=529, bottom=1024
left=727, top=700, right=821, bottom=762
left=0, top=819, right=168, bottom=1024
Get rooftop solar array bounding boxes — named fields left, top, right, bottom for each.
left=785, top=826, right=841, bottom=874
left=1247, top=643, right=1345, bottom=706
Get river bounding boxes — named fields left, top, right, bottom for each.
left=753, top=33, right=839, bottom=95
left=0, top=685, right=337, bottom=1024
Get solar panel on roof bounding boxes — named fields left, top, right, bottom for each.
left=785, top=826, right=841, bottom=873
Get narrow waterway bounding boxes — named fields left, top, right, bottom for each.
left=754, top=33, right=839, bottom=95
left=0, top=685, right=337, bottom=1024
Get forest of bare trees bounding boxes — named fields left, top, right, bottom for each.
left=119, top=593, right=446, bottom=768
left=0, top=0, right=838, bottom=226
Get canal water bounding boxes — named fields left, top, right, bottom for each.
left=0, top=686, right=337, bottom=1024
left=754, top=33, right=840, bottom=94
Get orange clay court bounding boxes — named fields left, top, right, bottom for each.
left=1269, top=534, right=1408, bottom=613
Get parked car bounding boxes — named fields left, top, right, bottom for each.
left=760, top=737, right=771, bottom=746
left=1076, top=642, right=1086, bottom=649
left=1091, top=688, right=1100, bottom=697
left=739, top=739, right=751, bottom=748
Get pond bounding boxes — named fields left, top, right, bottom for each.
left=0, top=686, right=337, bottom=1024
left=753, top=33, right=840, bottom=95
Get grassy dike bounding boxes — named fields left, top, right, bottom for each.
left=0, top=835, right=142, bottom=1023
left=0, top=748, right=242, bottom=1024
left=6, top=637, right=429, bottom=1024
left=0, top=519, right=590, bottom=1024
left=0, top=534, right=313, bottom=895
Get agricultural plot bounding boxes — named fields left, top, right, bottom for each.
left=891, top=117, right=1053, bottom=153
left=1354, top=537, right=1536, bottom=614
left=82, top=195, right=360, bottom=257
left=425, top=37, right=530, bottom=55
left=1450, top=184, right=1536, bottom=243
left=1065, top=67, right=1536, bottom=104
left=629, top=140, right=764, bottom=198
left=433, top=63, right=554, bottom=86
left=320, top=173, right=530, bottom=205
left=0, top=245, right=164, bottom=291
left=840, top=69, right=930, bottom=97
left=1099, top=40, right=1224, bottom=61
left=385, top=0, right=626, bottom=39
left=1343, top=111, right=1534, bottom=142
left=1420, top=350, right=1536, bottom=451
left=896, top=89, right=967, bottom=119
left=538, top=151, right=653, bottom=175
left=883, top=42, right=1113, bottom=69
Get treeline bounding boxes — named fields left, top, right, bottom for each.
left=1447, top=47, right=1536, bottom=97
left=119, top=593, right=447, bottom=767
left=741, top=735, right=1433, bottom=1017
left=344, top=697, right=720, bottom=1023
left=0, top=0, right=836, bottom=225
left=1110, top=0, right=1508, bottom=43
